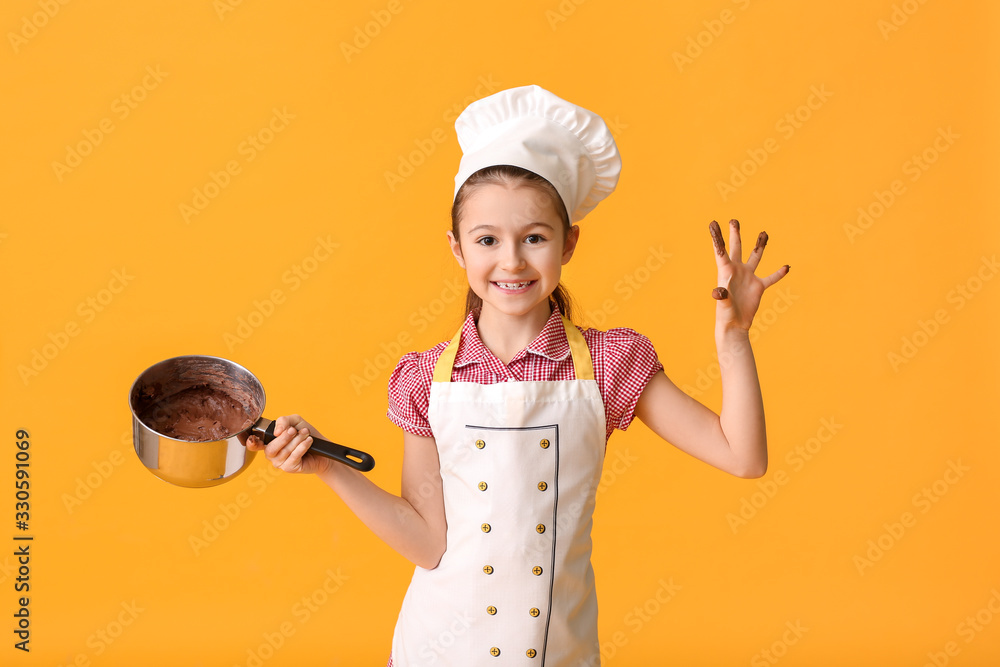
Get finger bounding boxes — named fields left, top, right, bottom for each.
left=712, top=287, right=729, bottom=300
left=270, top=428, right=309, bottom=467
left=283, top=435, right=314, bottom=471
left=709, top=220, right=728, bottom=262
left=759, top=264, right=790, bottom=290
left=264, top=426, right=298, bottom=459
left=746, top=231, right=769, bottom=272
left=274, top=414, right=302, bottom=438
left=728, top=219, right=742, bottom=262
left=246, top=435, right=264, bottom=451
left=283, top=429, right=314, bottom=469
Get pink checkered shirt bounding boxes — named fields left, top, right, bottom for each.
left=386, top=305, right=663, bottom=442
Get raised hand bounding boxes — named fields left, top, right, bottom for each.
left=709, top=219, right=789, bottom=334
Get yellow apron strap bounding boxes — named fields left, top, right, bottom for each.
left=561, top=315, right=595, bottom=381
left=432, top=315, right=595, bottom=383
left=432, top=325, right=464, bottom=383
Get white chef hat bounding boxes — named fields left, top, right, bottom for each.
left=453, top=84, right=621, bottom=223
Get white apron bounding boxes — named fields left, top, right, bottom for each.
left=391, top=315, right=607, bottom=666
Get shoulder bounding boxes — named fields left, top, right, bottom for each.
left=579, top=324, right=664, bottom=433
left=389, top=340, right=450, bottom=389
left=581, top=325, right=660, bottom=360
left=386, top=339, right=452, bottom=437
left=580, top=324, right=664, bottom=395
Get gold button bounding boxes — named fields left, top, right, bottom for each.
left=532, top=566, right=543, bottom=576
left=539, top=438, right=550, bottom=449
left=487, top=605, right=497, bottom=615
left=527, top=648, right=537, bottom=658
left=481, top=523, right=491, bottom=533
left=478, top=481, right=487, bottom=491
left=537, top=481, right=547, bottom=492
left=529, top=607, right=540, bottom=617
left=490, top=647, right=500, bottom=657
left=475, top=439, right=486, bottom=449
left=536, top=524, right=546, bottom=534
left=483, top=565, right=494, bottom=575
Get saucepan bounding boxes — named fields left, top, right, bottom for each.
left=128, top=355, right=374, bottom=488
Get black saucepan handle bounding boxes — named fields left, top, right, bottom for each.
left=251, top=418, right=375, bottom=472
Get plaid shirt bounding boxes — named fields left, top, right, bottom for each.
left=386, top=306, right=663, bottom=442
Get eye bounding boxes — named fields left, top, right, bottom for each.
left=525, top=234, right=546, bottom=244
left=476, top=236, right=497, bottom=247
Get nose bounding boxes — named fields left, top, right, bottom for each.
left=499, top=242, right=526, bottom=271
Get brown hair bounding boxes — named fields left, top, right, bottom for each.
left=450, top=164, right=576, bottom=321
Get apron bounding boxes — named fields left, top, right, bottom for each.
left=391, top=315, right=607, bottom=666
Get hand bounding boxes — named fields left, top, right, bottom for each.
left=708, top=219, right=790, bottom=334
left=246, top=414, right=331, bottom=476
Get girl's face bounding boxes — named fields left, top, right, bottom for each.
left=447, top=183, right=579, bottom=322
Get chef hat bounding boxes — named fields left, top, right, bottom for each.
left=453, top=84, right=621, bottom=223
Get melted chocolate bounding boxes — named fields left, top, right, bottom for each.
left=139, top=383, right=252, bottom=442
left=754, top=231, right=769, bottom=254
left=709, top=220, right=727, bottom=256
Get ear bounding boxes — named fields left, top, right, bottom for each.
left=446, top=230, right=467, bottom=269
left=561, top=225, right=581, bottom=265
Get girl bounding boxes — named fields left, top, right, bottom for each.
left=247, top=85, right=789, bottom=665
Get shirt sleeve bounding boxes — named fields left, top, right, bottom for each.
left=386, top=351, right=435, bottom=438
left=597, top=327, right=664, bottom=432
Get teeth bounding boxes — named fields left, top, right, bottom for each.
left=495, top=281, right=533, bottom=289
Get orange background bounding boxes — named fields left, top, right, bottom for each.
left=3, top=1, right=999, bottom=665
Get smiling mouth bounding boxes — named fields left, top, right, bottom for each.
left=493, top=280, right=535, bottom=290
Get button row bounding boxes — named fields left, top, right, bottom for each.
left=478, top=480, right=547, bottom=492
left=480, top=564, right=544, bottom=576
left=476, top=436, right=547, bottom=662
left=480, top=523, right=546, bottom=534
left=473, top=438, right=550, bottom=450
left=489, top=647, right=538, bottom=658
left=480, top=605, right=543, bottom=617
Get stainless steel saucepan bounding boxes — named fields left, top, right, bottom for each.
left=128, top=355, right=374, bottom=488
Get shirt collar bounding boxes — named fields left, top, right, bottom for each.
left=452, top=303, right=571, bottom=369
left=523, top=304, right=571, bottom=362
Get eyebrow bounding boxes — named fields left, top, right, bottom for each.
left=465, top=222, right=556, bottom=235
